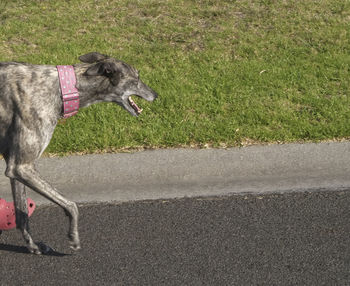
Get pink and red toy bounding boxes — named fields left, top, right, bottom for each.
left=0, top=198, right=36, bottom=230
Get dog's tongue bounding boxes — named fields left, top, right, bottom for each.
left=129, top=97, right=143, bottom=114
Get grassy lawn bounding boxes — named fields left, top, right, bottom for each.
left=0, top=0, right=349, bottom=154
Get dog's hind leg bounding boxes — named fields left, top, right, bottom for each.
left=10, top=179, right=42, bottom=254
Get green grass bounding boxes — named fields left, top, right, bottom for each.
left=0, top=0, right=349, bottom=154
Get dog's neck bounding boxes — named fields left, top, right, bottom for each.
left=73, top=65, right=111, bottom=109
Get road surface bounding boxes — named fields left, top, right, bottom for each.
left=1, top=189, right=349, bottom=285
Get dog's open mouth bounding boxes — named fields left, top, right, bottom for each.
left=128, top=96, right=143, bottom=115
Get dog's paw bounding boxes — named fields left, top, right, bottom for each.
left=68, top=232, right=81, bottom=251
left=28, top=244, right=42, bottom=255
left=28, top=242, right=54, bottom=255
left=69, top=242, right=81, bottom=252
left=69, top=238, right=81, bottom=251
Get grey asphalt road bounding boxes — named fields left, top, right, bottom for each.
left=0, top=142, right=349, bottom=285
left=0, top=190, right=350, bottom=285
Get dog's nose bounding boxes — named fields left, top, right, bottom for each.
left=153, top=91, right=158, bottom=100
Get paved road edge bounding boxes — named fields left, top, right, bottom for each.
left=0, top=142, right=349, bottom=204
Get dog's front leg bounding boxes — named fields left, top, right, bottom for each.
left=7, top=164, right=81, bottom=252
left=10, top=179, right=42, bottom=254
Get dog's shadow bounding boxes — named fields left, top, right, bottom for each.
left=0, top=243, right=69, bottom=256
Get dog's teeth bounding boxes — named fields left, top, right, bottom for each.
left=128, top=97, right=142, bottom=114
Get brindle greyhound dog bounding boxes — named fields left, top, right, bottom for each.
left=0, top=52, right=158, bottom=254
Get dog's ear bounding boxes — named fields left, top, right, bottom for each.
left=83, top=62, right=116, bottom=76
left=83, top=62, right=121, bottom=86
left=79, top=52, right=109, bottom=63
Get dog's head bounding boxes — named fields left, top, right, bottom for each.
left=79, top=52, right=158, bottom=116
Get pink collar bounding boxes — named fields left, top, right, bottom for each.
left=57, top=65, right=80, bottom=118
